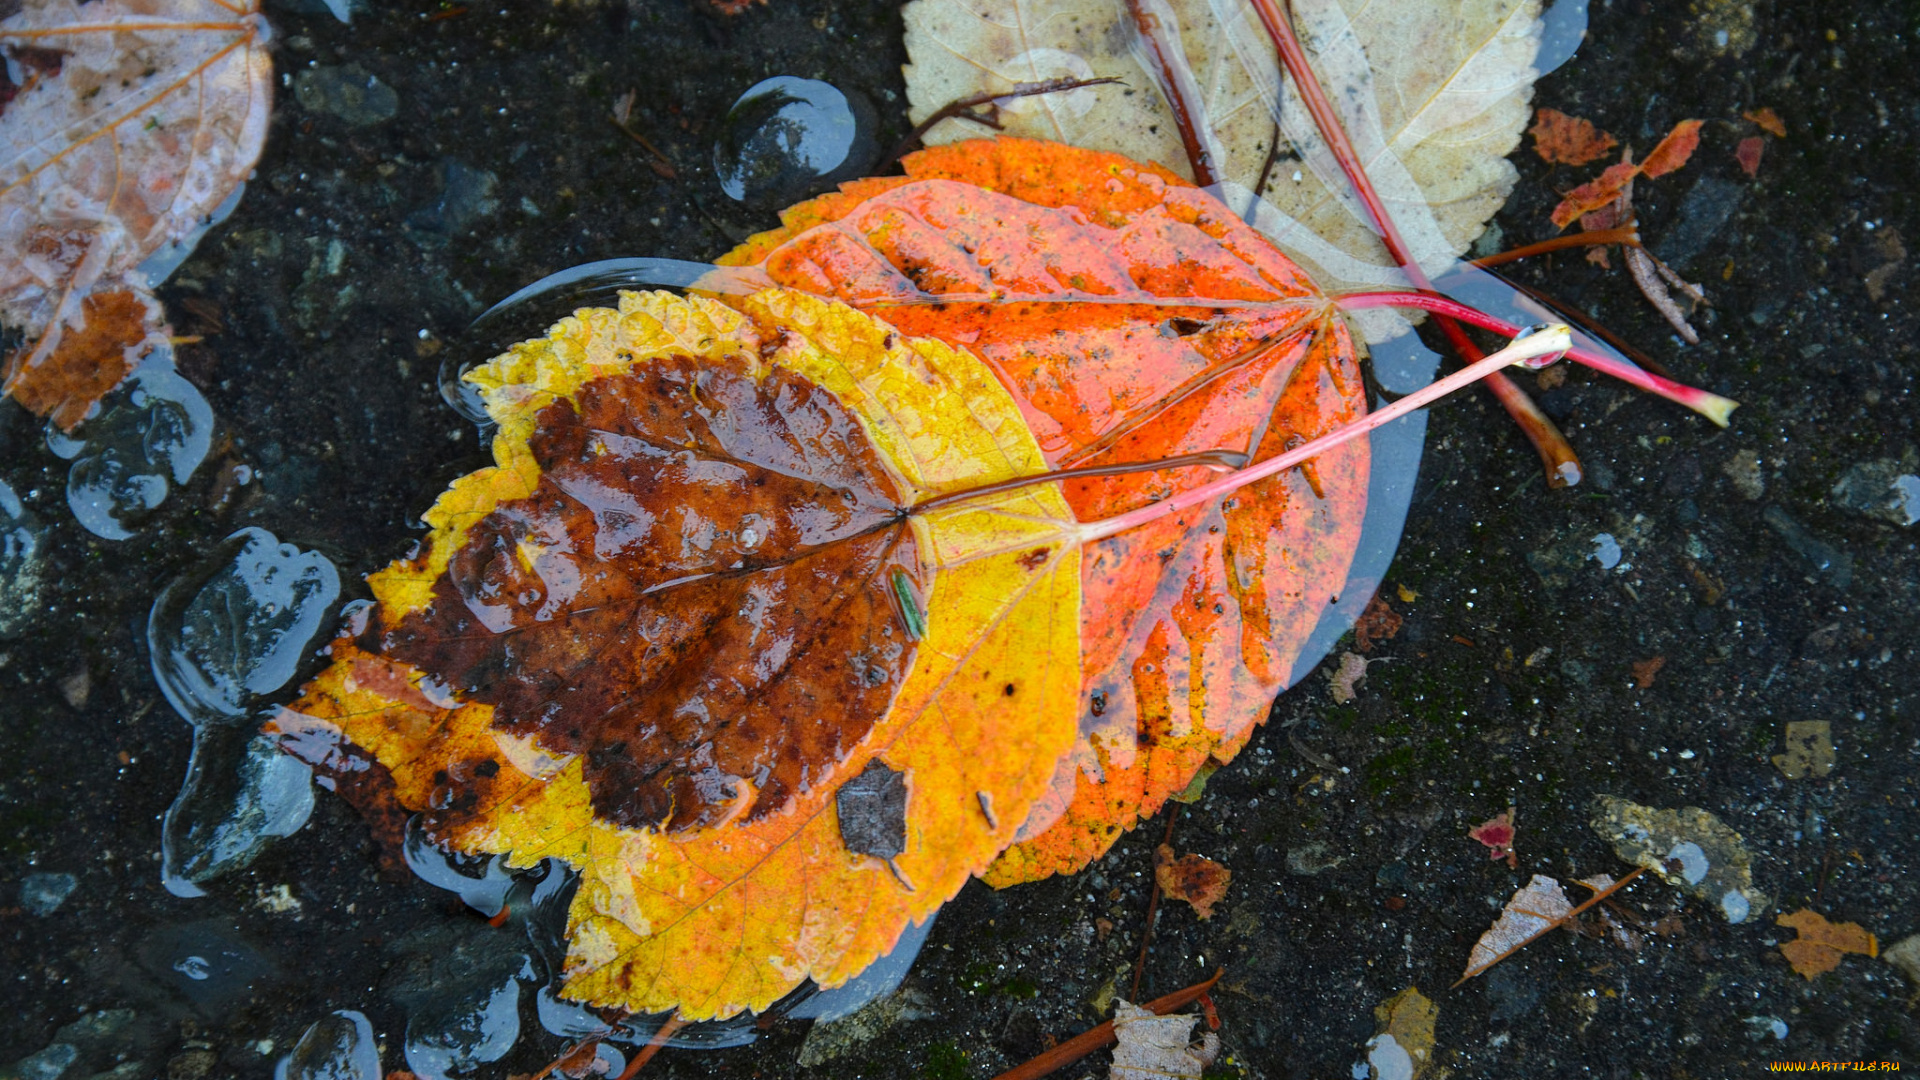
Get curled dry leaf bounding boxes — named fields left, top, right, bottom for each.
left=1329, top=650, right=1369, bottom=704
left=1351, top=592, right=1403, bottom=652
left=902, top=0, right=1545, bottom=340
left=1777, top=909, right=1877, bottom=980
left=0, top=0, right=271, bottom=424
left=1744, top=106, right=1786, bottom=137
left=1154, top=843, right=1231, bottom=919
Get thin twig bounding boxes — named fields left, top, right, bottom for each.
left=614, top=1013, right=686, bottom=1080
left=1131, top=808, right=1182, bottom=1000
left=882, top=77, right=1122, bottom=170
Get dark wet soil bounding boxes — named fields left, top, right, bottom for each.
left=3, top=0, right=1916, bottom=1077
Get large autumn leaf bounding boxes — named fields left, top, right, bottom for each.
left=0, top=0, right=271, bottom=425
left=715, top=137, right=1368, bottom=885
left=276, top=289, right=1085, bottom=1020
left=901, top=0, right=1542, bottom=335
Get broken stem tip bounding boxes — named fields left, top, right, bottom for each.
left=1079, top=326, right=1574, bottom=544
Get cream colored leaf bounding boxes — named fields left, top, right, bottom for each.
left=0, top=0, right=273, bottom=356
left=1110, top=1000, right=1220, bottom=1080
left=903, top=0, right=1542, bottom=340
left=1458, top=873, right=1571, bottom=982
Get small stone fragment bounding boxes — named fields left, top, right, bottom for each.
left=1831, top=455, right=1920, bottom=526
left=293, top=65, right=399, bottom=126
left=1762, top=505, right=1853, bottom=589
left=19, top=871, right=78, bottom=916
left=1882, top=934, right=1920, bottom=997
left=1772, top=720, right=1835, bottom=779
left=1722, top=449, right=1765, bottom=500
left=1590, top=795, right=1768, bottom=923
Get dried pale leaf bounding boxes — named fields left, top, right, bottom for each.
left=902, top=0, right=1544, bottom=340
left=0, top=0, right=270, bottom=409
left=1330, top=650, right=1369, bottom=704
left=1777, top=909, right=1877, bottom=979
left=1458, top=874, right=1572, bottom=983
left=1154, top=844, right=1231, bottom=919
left=1529, top=107, right=1616, bottom=166
left=1110, top=1000, right=1219, bottom=1080
left=1623, top=244, right=1700, bottom=343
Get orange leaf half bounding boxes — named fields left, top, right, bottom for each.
left=717, top=137, right=1368, bottom=885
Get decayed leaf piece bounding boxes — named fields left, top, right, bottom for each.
left=1777, top=909, right=1877, bottom=980
left=1457, top=874, right=1572, bottom=984
left=901, top=0, right=1544, bottom=339
left=1, top=0, right=271, bottom=414
left=1548, top=119, right=1702, bottom=229
left=2, top=285, right=167, bottom=430
left=1529, top=107, right=1616, bottom=166
left=277, top=289, right=1084, bottom=1020
left=1109, top=1000, right=1219, bottom=1080
left=718, top=138, right=1368, bottom=886
left=1154, top=844, right=1230, bottom=919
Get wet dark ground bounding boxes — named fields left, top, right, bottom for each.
left=3, top=0, right=1917, bottom=1077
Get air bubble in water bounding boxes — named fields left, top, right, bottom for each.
left=46, top=359, right=212, bottom=540
left=149, top=527, right=343, bottom=727
left=713, top=77, right=878, bottom=207
left=275, top=1010, right=382, bottom=1080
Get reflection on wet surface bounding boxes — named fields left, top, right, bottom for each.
left=713, top=76, right=879, bottom=207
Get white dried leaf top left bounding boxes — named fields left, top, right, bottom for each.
left=0, top=0, right=272, bottom=342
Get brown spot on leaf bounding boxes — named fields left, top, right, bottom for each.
left=375, top=355, right=922, bottom=834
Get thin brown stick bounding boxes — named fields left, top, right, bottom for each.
left=609, top=117, right=678, bottom=180
left=882, top=77, right=1123, bottom=169
left=1123, top=0, right=1217, bottom=185
left=1130, top=808, right=1182, bottom=1000
left=614, top=1013, right=686, bottom=1080
left=1468, top=226, right=1642, bottom=269
left=991, top=969, right=1225, bottom=1080
left=1452, top=867, right=1645, bottom=988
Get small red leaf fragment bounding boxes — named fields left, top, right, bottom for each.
left=1744, top=107, right=1787, bottom=137
left=1777, top=909, right=1877, bottom=979
left=1735, top=136, right=1765, bottom=177
left=1550, top=162, right=1641, bottom=229
left=1468, top=808, right=1517, bottom=862
left=1631, top=656, right=1667, bottom=688
left=1640, top=119, right=1704, bottom=179
left=1529, top=107, right=1618, bottom=166
left=1154, top=844, right=1231, bottom=920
